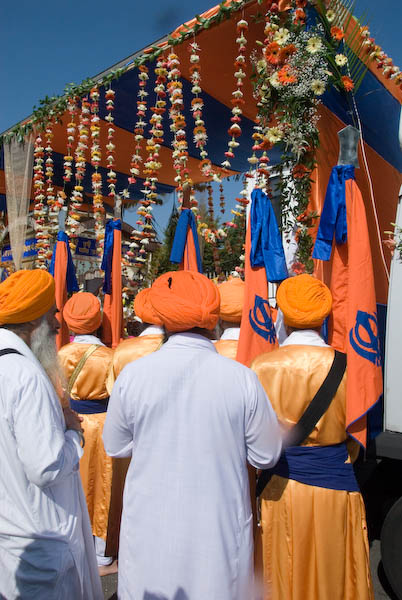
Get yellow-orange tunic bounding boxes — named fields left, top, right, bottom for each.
left=214, top=339, right=238, bottom=360
left=104, top=333, right=163, bottom=554
left=252, top=343, right=373, bottom=600
left=58, top=342, right=114, bottom=541
left=106, top=334, right=163, bottom=394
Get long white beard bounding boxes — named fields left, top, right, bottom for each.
left=30, top=317, right=66, bottom=397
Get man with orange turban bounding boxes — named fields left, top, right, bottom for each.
left=0, top=270, right=102, bottom=599
left=215, top=276, right=245, bottom=360
left=103, top=270, right=282, bottom=600
left=58, top=291, right=116, bottom=575
left=106, top=287, right=164, bottom=392
left=252, top=274, right=373, bottom=600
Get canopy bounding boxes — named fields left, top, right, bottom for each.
left=0, top=0, right=401, bottom=301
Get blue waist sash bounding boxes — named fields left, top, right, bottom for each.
left=70, top=398, right=109, bottom=414
left=269, top=442, right=360, bottom=492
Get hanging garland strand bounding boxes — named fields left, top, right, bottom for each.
left=221, top=17, right=248, bottom=172
left=33, top=134, right=49, bottom=267
left=44, top=125, right=58, bottom=237
left=89, top=85, right=105, bottom=257
left=128, top=65, right=149, bottom=186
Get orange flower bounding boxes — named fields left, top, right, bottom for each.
left=278, top=65, right=297, bottom=85
left=265, top=42, right=281, bottom=65
left=294, top=8, right=306, bottom=24
left=341, top=75, right=354, bottom=91
left=331, top=26, right=344, bottom=41
left=293, top=164, right=309, bottom=179
left=279, top=44, right=297, bottom=62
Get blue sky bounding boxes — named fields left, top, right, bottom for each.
left=1, top=0, right=401, bottom=235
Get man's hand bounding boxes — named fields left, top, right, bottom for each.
left=63, top=407, right=84, bottom=432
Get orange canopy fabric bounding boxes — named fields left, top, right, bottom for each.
left=64, top=292, right=102, bottom=335
left=277, top=274, right=332, bottom=329
left=150, top=270, right=220, bottom=332
left=134, top=288, right=163, bottom=326
left=0, top=269, right=55, bottom=324
left=218, top=278, right=245, bottom=323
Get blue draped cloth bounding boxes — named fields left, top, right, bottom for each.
left=312, top=165, right=355, bottom=261
left=70, top=398, right=109, bottom=414
left=170, top=209, right=203, bottom=273
left=49, top=231, right=79, bottom=293
left=101, top=219, right=122, bottom=294
left=250, top=188, right=288, bottom=283
left=265, top=442, right=360, bottom=492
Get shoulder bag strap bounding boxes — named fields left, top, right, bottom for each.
left=256, top=349, right=347, bottom=497
left=0, top=348, right=23, bottom=357
left=67, top=344, right=100, bottom=396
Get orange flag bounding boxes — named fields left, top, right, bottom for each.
left=101, top=219, right=123, bottom=348
left=236, top=189, right=288, bottom=366
left=313, top=166, right=382, bottom=446
left=170, top=208, right=203, bottom=272
left=49, top=231, right=79, bottom=350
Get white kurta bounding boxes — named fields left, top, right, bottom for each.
left=0, top=329, right=102, bottom=600
left=103, top=332, right=282, bottom=600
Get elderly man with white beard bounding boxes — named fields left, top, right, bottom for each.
left=0, top=269, right=102, bottom=600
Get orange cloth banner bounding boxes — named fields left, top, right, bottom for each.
left=102, top=221, right=123, bottom=348
left=236, top=219, right=277, bottom=367
left=314, top=170, right=383, bottom=446
left=181, top=227, right=199, bottom=271
left=54, top=241, right=70, bottom=349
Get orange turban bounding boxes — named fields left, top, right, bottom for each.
left=150, top=271, right=220, bottom=332
left=63, top=292, right=101, bottom=334
left=277, top=274, right=332, bottom=329
left=218, top=278, right=245, bottom=323
left=134, top=288, right=163, bottom=326
left=0, top=269, right=55, bottom=325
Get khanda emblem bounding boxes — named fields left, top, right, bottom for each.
left=249, top=295, right=276, bottom=343
left=349, top=310, right=382, bottom=366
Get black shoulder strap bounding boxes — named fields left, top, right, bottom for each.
left=256, top=349, right=346, bottom=497
left=0, top=348, right=22, bottom=357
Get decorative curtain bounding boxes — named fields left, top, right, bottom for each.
left=4, top=135, right=34, bottom=270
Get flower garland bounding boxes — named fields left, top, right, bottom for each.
left=219, top=182, right=225, bottom=214
left=252, top=0, right=355, bottom=272
left=129, top=65, right=149, bottom=186
left=221, top=17, right=248, bottom=172
left=67, top=97, right=90, bottom=250
left=64, top=98, right=77, bottom=184
left=188, top=41, right=213, bottom=179
left=166, top=50, right=196, bottom=208
left=33, top=134, right=49, bottom=267
left=44, top=125, right=58, bottom=237
left=105, top=87, right=117, bottom=201
left=89, top=86, right=104, bottom=257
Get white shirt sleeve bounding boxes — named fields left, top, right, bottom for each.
left=245, top=371, right=282, bottom=470
left=103, top=374, right=134, bottom=458
left=11, top=371, right=82, bottom=488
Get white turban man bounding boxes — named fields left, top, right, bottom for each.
left=0, top=269, right=102, bottom=599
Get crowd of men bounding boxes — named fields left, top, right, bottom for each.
left=0, top=268, right=373, bottom=599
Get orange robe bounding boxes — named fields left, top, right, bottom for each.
left=58, top=342, right=114, bottom=543
left=104, top=331, right=164, bottom=553
left=252, top=343, right=373, bottom=600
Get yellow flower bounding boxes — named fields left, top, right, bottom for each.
left=266, top=127, right=283, bottom=143
left=306, top=36, right=323, bottom=54
left=335, top=53, right=348, bottom=67
left=326, top=9, right=335, bottom=23
left=311, top=79, right=326, bottom=95
left=273, top=28, right=290, bottom=46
